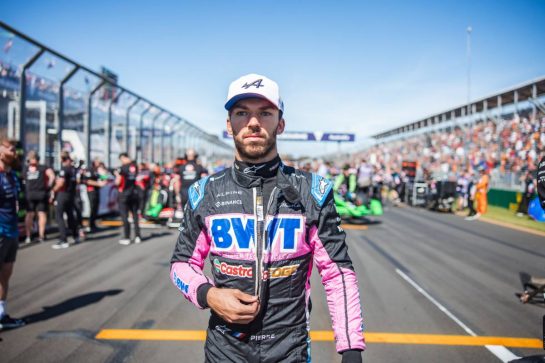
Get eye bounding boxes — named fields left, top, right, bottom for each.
left=235, top=111, right=248, bottom=117
left=261, top=111, right=273, bottom=117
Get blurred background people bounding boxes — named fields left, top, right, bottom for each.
left=516, top=169, right=536, bottom=217
left=51, top=151, right=79, bottom=249
left=0, top=138, right=25, bottom=330
left=81, top=158, right=106, bottom=232
left=474, top=167, right=490, bottom=219
left=22, top=150, right=54, bottom=243
left=115, top=153, right=141, bottom=245
left=175, top=148, right=206, bottom=208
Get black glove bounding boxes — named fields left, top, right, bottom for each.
left=342, top=349, right=362, bottom=363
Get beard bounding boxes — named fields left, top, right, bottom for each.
left=233, top=127, right=278, bottom=162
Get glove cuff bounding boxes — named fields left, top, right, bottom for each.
left=196, top=283, right=213, bottom=308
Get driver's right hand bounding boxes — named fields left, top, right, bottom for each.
left=206, top=287, right=260, bottom=324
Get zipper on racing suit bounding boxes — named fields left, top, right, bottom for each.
left=255, top=184, right=279, bottom=301
left=254, top=185, right=263, bottom=297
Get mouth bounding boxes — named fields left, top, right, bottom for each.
left=243, top=133, right=264, bottom=140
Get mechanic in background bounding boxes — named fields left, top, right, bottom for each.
left=115, top=153, right=141, bottom=245
left=23, top=150, right=54, bottom=243
left=51, top=151, right=79, bottom=249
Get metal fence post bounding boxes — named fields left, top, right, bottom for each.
left=138, top=105, right=152, bottom=163
left=57, top=66, right=79, bottom=168
left=125, top=98, right=140, bottom=157
left=170, top=118, right=182, bottom=160
left=18, top=48, right=44, bottom=151
left=106, top=90, right=124, bottom=168
left=85, top=80, right=105, bottom=164
left=150, top=110, right=164, bottom=163
left=160, top=115, right=174, bottom=165
left=174, top=120, right=188, bottom=157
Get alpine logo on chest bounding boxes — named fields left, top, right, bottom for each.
left=209, top=214, right=304, bottom=252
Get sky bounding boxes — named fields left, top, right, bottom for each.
left=2, top=0, right=545, bottom=157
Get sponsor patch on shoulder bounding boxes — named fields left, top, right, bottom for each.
left=188, top=176, right=209, bottom=210
left=311, top=173, right=332, bottom=207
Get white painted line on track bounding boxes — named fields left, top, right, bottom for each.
left=486, top=345, right=523, bottom=363
left=395, top=268, right=520, bottom=363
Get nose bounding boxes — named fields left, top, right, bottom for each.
left=247, top=114, right=261, bottom=128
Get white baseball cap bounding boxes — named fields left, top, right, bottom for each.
left=225, top=73, right=284, bottom=113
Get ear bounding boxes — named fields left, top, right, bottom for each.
left=276, top=118, right=285, bottom=135
left=226, top=118, right=234, bottom=136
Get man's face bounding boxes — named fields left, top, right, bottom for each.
left=28, top=157, right=38, bottom=166
left=186, top=149, right=196, bottom=161
left=227, top=98, right=284, bottom=162
left=121, top=156, right=131, bottom=165
left=0, top=141, right=16, bottom=167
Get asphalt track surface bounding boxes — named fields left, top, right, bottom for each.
left=1, top=205, right=543, bottom=362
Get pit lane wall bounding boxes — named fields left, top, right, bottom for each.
left=487, top=188, right=539, bottom=210
left=488, top=188, right=519, bottom=209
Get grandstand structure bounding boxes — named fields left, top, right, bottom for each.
left=372, top=77, right=545, bottom=142
left=0, top=21, right=232, bottom=168
left=365, top=77, right=545, bottom=190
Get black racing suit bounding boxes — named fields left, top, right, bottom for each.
left=74, top=166, right=84, bottom=231
left=517, top=175, right=535, bottom=215
left=55, top=165, right=78, bottom=242
left=170, top=156, right=365, bottom=362
left=117, top=162, right=141, bottom=239
left=467, top=179, right=476, bottom=217
left=82, top=167, right=100, bottom=230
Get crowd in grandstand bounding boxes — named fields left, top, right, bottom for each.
left=0, top=61, right=18, bottom=81
left=358, top=111, right=545, bottom=181
left=275, top=110, right=545, bottom=221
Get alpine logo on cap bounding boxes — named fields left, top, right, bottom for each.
left=242, top=79, right=264, bottom=89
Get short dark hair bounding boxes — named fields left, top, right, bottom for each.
left=27, top=150, right=39, bottom=162
left=119, top=152, right=129, bottom=159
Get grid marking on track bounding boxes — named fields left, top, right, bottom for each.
left=95, top=329, right=542, bottom=348
left=340, top=224, right=368, bottom=230
left=396, top=269, right=521, bottom=362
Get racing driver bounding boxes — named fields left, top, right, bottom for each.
left=170, top=74, right=365, bottom=362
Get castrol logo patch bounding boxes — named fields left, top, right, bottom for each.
left=213, top=259, right=299, bottom=280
